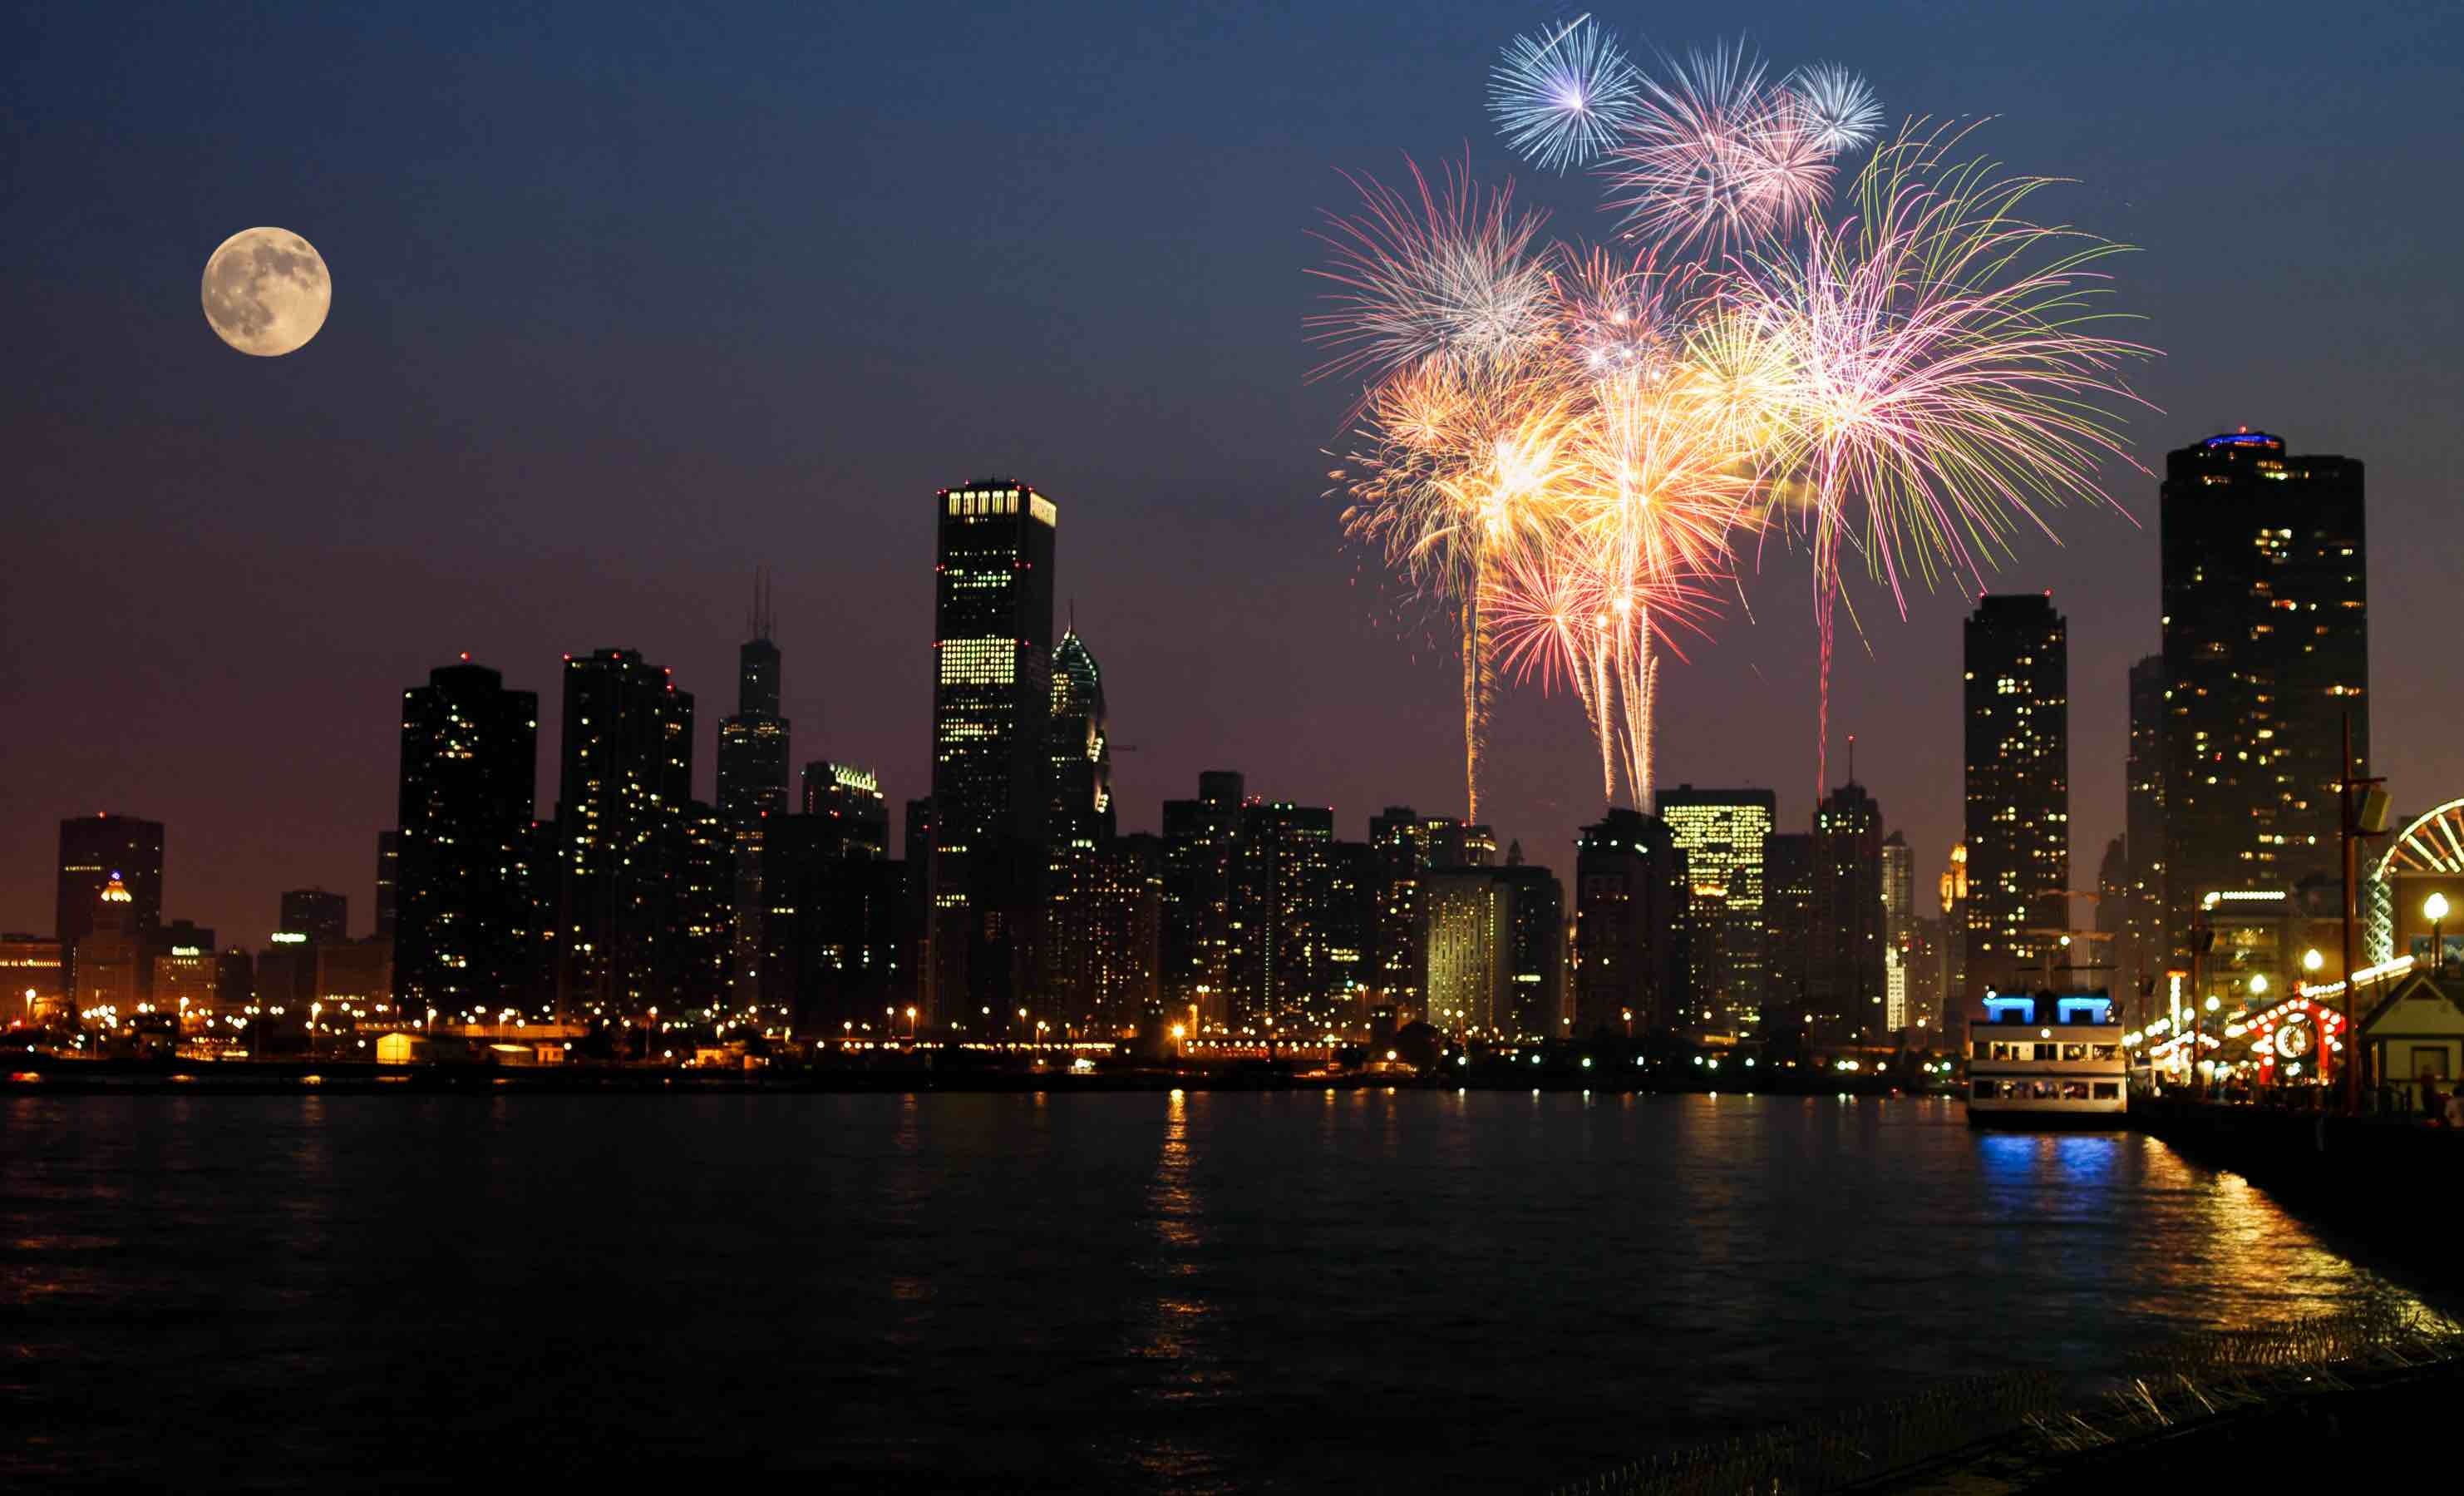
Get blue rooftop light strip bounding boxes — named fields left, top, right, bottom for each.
left=2202, top=431, right=2282, bottom=447
left=2057, top=997, right=2112, bottom=1023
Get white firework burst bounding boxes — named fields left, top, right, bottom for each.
left=1488, top=15, right=1643, bottom=173
left=1786, top=62, right=1883, bottom=154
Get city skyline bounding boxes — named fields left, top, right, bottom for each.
left=8, top=4, right=2464, bottom=955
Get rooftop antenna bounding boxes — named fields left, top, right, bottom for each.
left=1846, top=733, right=1855, bottom=787
left=748, top=566, right=776, bottom=642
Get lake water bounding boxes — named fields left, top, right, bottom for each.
left=1, top=1089, right=2426, bottom=1491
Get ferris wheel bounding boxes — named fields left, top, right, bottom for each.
left=2366, top=797, right=2464, bottom=961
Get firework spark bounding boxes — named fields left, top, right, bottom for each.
left=1489, top=14, right=1643, bottom=173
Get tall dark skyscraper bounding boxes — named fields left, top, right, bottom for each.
left=716, top=572, right=791, bottom=826
left=1366, top=807, right=1430, bottom=1011
left=1811, top=782, right=1885, bottom=1044
left=1763, top=831, right=1815, bottom=1044
left=1572, top=807, right=1687, bottom=1036
left=1161, top=771, right=1244, bottom=1032
left=56, top=812, right=163, bottom=999
left=554, top=648, right=693, bottom=1018
left=2122, top=654, right=2167, bottom=1017
left=392, top=659, right=538, bottom=1017
left=2160, top=431, right=2367, bottom=956
left=717, top=575, right=790, bottom=1011
left=1228, top=801, right=1336, bottom=1037
left=1964, top=594, right=2070, bottom=1003
left=927, top=480, right=1057, bottom=1028
left=1042, top=625, right=1116, bottom=1024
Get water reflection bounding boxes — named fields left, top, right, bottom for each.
left=0, top=1092, right=2437, bottom=1495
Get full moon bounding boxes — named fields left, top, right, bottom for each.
left=200, top=228, right=331, bottom=357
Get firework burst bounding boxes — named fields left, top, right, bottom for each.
left=1785, top=63, right=1883, bottom=154
left=1314, top=37, right=2152, bottom=820
left=1605, top=40, right=1833, bottom=255
left=1489, top=14, right=1643, bottom=173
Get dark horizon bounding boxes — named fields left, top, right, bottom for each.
left=7, top=1, right=2462, bottom=947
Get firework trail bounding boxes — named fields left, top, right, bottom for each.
left=1732, top=121, right=2153, bottom=784
left=1314, top=34, right=2151, bottom=818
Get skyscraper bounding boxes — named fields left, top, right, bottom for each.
left=1656, top=786, right=1776, bottom=1034
left=2159, top=431, right=2366, bottom=961
left=927, top=480, right=1057, bottom=1029
left=1042, top=625, right=1116, bottom=1024
left=1963, top=594, right=2070, bottom=1002
left=392, top=659, right=538, bottom=1017
left=1366, top=807, right=1431, bottom=1011
left=57, top=813, right=163, bottom=999
left=1764, top=831, right=1814, bottom=1047
left=716, top=573, right=791, bottom=826
left=801, top=762, right=891, bottom=857
left=278, top=889, right=347, bottom=945
left=1229, top=801, right=1337, bottom=1036
left=1880, top=832, right=1914, bottom=1032
left=1573, top=807, right=1687, bottom=1035
left=1811, top=782, right=1885, bottom=1045
left=1161, top=771, right=1244, bottom=1031
left=717, top=575, right=790, bottom=1011
left=554, top=648, right=693, bottom=1018
left=2123, top=654, right=2167, bottom=1014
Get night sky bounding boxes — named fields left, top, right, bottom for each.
left=6, top=1, right=2461, bottom=947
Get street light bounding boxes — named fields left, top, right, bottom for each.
left=2427, top=891, right=2451, bottom=972
left=2248, top=974, right=2269, bottom=998
left=2302, top=948, right=2324, bottom=975
left=2200, top=994, right=2221, bottom=1101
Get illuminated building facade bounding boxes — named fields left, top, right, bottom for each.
left=554, top=648, right=694, bottom=1018
left=2, top=936, right=65, bottom=1020
left=393, top=660, right=538, bottom=1018
left=1657, top=785, right=1775, bottom=1033
left=927, top=480, right=1057, bottom=1029
left=1573, top=807, right=1687, bottom=1035
left=57, top=812, right=162, bottom=1000
left=1497, top=860, right=1565, bottom=1039
left=2160, top=431, right=2367, bottom=965
left=73, top=874, right=140, bottom=1020
left=1964, top=594, right=2069, bottom=1002
left=1881, top=832, right=1914, bottom=1032
left=1424, top=869, right=1510, bottom=1034
left=1424, top=818, right=1499, bottom=870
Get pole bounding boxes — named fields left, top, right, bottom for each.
left=2338, top=712, right=2358, bottom=1117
